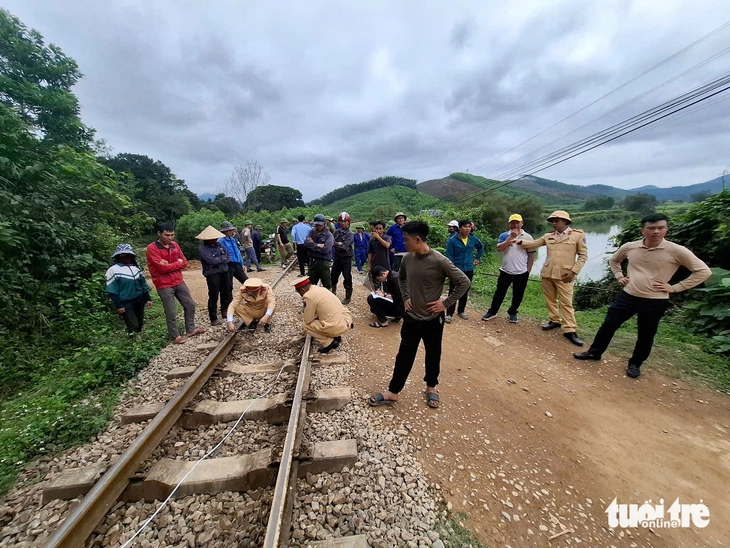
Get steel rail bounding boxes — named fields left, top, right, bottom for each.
left=46, top=259, right=298, bottom=548
left=262, top=332, right=312, bottom=547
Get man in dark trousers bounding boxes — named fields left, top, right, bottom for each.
left=444, top=219, right=484, bottom=323
left=291, top=214, right=310, bottom=277
left=331, top=212, right=355, bottom=304
left=305, top=214, right=335, bottom=289
left=482, top=213, right=535, bottom=323
left=574, top=213, right=711, bottom=378
left=197, top=225, right=232, bottom=326
left=219, top=221, right=248, bottom=288
left=368, top=221, right=470, bottom=409
left=253, top=225, right=264, bottom=264
left=354, top=225, right=370, bottom=274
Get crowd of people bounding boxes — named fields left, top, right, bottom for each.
left=104, top=209, right=712, bottom=406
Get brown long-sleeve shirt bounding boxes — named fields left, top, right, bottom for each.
left=609, top=239, right=711, bottom=299
left=399, top=249, right=470, bottom=321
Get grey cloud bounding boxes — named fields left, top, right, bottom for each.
left=449, top=19, right=477, bottom=50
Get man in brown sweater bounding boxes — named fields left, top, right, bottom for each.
left=574, top=213, right=711, bottom=378
left=368, top=221, right=471, bottom=409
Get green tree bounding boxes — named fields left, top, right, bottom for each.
left=244, top=185, right=304, bottom=211
left=206, top=193, right=242, bottom=216
left=100, top=153, right=193, bottom=223
left=623, top=193, right=657, bottom=215
left=174, top=208, right=228, bottom=258
left=583, top=195, right=615, bottom=211
left=0, top=9, right=94, bottom=150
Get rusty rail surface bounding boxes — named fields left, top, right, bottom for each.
left=262, top=333, right=312, bottom=547
left=46, top=259, right=298, bottom=548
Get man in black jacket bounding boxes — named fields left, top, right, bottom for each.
left=331, top=212, right=355, bottom=304
left=197, top=225, right=232, bottom=326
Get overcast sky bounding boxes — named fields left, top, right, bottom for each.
left=6, top=0, right=730, bottom=200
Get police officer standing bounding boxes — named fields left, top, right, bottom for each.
left=305, top=214, right=335, bottom=289
left=331, top=212, right=355, bottom=304
left=517, top=210, right=588, bottom=346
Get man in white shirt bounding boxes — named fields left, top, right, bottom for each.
left=482, top=214, right=535, bottom=323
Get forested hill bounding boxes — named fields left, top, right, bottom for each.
left=308, top=176, right=416, bottom=206
left=324, top=185, right=444, bottom=221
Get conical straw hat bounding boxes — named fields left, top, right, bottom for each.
left=196, top=225, right=225, bottom=239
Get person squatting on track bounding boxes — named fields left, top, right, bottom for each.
left=293, top=276, right=353, bottom=354
left=105, top=244, right=153, bottom=334
left=146, top=222, right=205, bottom=344
left=444, top=219, right=484, bottom=323
left=331, top=212, right=355, bottom=304
left=291, top=214, right=311, bottom=277
left=305, top=214, right=335, bottom=289
left=367, top=265, right=404, bottom=328
left=482, top=213, right=535, bottom=324
left=574, top=213, right=711, bottom=378
left=227, top=278, right=275, bottom=333
left=197, top=225, right=232, bottom=327
left=369, top=221, right=470, bottom=409
left=219, top=221, right=249, bottom=287
left=517, top=210, right=587, bottom=347
left=353, top=225, right=370, bottom=274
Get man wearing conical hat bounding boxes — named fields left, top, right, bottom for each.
left=227, top=278, right=276, bottom=332
left=516, top=210, right=588, bottom=347
left=197, top=225, right=232, bottom=326
left=292, top=276, right=353, bottom=353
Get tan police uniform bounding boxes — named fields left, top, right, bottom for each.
left=301, top=285, right=353, bottom=346
left=227, top=281, right=275, bottom=326
left=521, top=227, right=588, bottom=333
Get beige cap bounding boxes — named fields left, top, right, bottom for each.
left=546, top=210, right=572, bottom=224
left=196, top=225, right=226, bottom=239
left=243, top=278, right=263, bottom=290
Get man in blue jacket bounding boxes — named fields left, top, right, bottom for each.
left=219, top=221, right=248, bottom=288
left=386, top=212, right=407, bottom=270
left=445, top=219, right=484, bottom=323
left=353, top=225, right=370, bottom=274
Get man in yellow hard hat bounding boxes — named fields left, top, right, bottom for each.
left=226, top=278, right=275, bottom=332
left=516, top=210, right=588, bottom=346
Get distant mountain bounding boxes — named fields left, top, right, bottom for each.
left=198, top=193, right=216, bottom=202
left=626, top=176, right=725, bottom=201
left=417, top=172, right=725, bottom=204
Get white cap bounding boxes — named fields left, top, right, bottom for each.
left=447, top=220, right=459, bottom=227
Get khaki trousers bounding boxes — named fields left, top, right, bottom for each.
left=541, top=277, right=577, bottom=333
left=232, top=303, right=268, bottom=326
left=303, top=320, right=349, bottom=347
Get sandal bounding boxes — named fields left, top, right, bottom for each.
left=185, top=328, right=207, bottom=337
left=369, top=321, right=388, bottom=328
left=174, top=336, right=186, bottom=344
left=425, top=391, right=440, bottom=409
left=368, top=393, right=396, bottom=407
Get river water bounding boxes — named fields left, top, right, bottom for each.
left=529, top=223, right=622, bottom=281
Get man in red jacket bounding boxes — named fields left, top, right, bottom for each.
left=146, top=222, right=205, bottom=343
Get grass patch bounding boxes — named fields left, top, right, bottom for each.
left=436, top=512, right=489, bottom=547
left=0, top=296, right=169, bottom=495
left=469, top=254, right=730, bottom=393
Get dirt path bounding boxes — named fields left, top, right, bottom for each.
left=183, top=266, right=730, bottom=547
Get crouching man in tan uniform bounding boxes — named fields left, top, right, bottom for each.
left=293, top=276, right=353, bottom=353
left=227, top=278, right=275, bottom=332
left=517, top=210, right=588, bottom=346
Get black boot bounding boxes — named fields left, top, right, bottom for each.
left=542, top=321, right=562, bottom=331
left=574, top=351, right=600, bottom=360
left=564, top=332, right=584, bottom=346
left=318, top=338, right=340, bottom=354
left=342, top=287, right=352, bottom=304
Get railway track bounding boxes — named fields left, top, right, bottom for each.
left=42, top=261, right=363, bottom=547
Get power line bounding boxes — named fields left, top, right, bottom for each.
left=451, top=73, right=730, bottom=203
left=471, top=19, right=730, bottom=173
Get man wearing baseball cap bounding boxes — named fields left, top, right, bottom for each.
left=482, top=214, right=535, bottom=324
left=331, top=212, right=355, bottom=304
left=516, top=210, right=588, bottom=346
left=292, top=276, right=353, bottom=353
left=447, top=220, right=459, bottom=239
